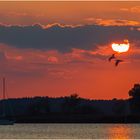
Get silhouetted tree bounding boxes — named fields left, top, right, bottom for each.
left=78, top=104, right=102, bottom=115
left=129, top=84, right=140, bottom=99
left=129, top=84, right=140, bottom=114
left=112, top=101, right=126, bottom=116
left=68, top=93, right=79, bottom=100
left=62, top=93, right=80, bottom=114
left=29, top=98, right=50, bottom=116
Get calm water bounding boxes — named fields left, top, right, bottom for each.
left=0, top=124, right=140, bottom=139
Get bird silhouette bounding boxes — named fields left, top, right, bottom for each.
left=108, top=54, right=116, bottom=62
left=115, top=59, right=123, bottom=66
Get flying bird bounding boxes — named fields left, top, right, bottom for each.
left=115, top=59, right=123, bottom=66
left=108, top=54, right=116, bottom=62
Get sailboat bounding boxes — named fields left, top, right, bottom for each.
left=0, top=77, right=15, bottom=125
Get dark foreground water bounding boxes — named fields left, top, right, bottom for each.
left=0, top=124, right=140, bottom=139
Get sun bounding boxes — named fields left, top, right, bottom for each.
left=111, top=40, right=130, bottom=53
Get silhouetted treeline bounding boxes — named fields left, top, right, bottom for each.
left=1, top=84, right=140, bottom=123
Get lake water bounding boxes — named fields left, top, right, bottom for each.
left=0, top=124, right=140, bottom=139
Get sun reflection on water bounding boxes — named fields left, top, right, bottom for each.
left=108, top=124, right=132, bottom=139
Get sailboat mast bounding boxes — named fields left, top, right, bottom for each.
left=2, top=77, right=6, bottom=100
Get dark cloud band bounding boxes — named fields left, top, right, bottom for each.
left=0, top=24, right=140, bottom=52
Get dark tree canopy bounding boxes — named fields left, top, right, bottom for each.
left=129, top=84, right=140, bottom=99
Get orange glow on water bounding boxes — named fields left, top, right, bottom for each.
left=112, top=40, right=130, bottom=53
left=108, top=125, right=132, bottom=139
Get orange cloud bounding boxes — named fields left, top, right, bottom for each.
left=48, top=56, right=58, bottom=63
left=85, top=18, right=140, bottom=26
left=120, top=6, right=140, bottom=13
left=131, top=6, right=140, bottom=13
left=120, top=8, right=129, bottom=12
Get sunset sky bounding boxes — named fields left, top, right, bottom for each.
left=0, top=1, right=140, bottom=99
